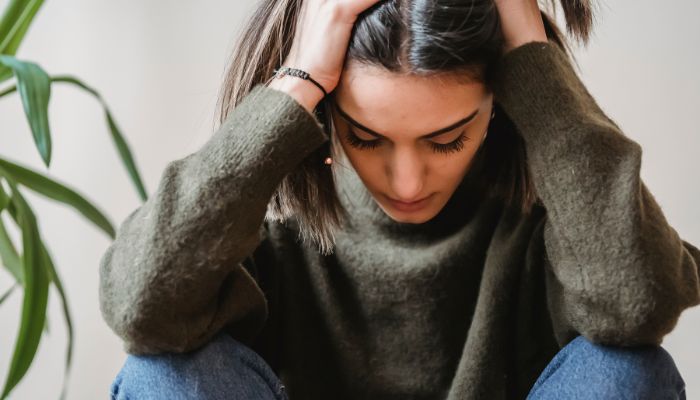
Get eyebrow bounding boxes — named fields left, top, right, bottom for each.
left=332, top=101, right=480, bottom=139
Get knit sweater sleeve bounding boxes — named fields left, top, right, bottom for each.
left=494, top=41, right=700, bottom=347
left=98, top=84, right=328, bottom=355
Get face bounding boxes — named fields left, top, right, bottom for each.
left=330, top=63, right=494, bottom=224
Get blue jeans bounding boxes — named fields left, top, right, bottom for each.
left=110, top=331, right=687, bottom=399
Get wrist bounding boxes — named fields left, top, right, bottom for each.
left=267, top=76, right=325, bottom=114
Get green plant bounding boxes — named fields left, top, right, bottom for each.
left=0, top=1, right=148, bottom=398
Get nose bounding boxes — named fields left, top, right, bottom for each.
left=387, top=147, right=426, bottom=202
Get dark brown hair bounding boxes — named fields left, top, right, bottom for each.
left=215, top=0, right=598, bottom=255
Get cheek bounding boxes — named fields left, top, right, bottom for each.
left=428, top=154, right=473, bottom=188
left=425, top=141, right=484, bottom=193
left=333, top=137, right=387, bottom=193
left=341, top=143, right=382, bottom=181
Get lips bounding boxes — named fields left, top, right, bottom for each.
left=389, top=196, right=430, bottom=204
left=385, top=194, right=432, bottom=212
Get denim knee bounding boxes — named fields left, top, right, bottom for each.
left=110, top=331, right=287, bottom=400
left=527, top=335, right=686, bottom=400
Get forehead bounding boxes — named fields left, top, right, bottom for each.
left=332, top=64, right=489, bottom=135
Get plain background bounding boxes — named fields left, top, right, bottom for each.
left=0, top=0, right=698, bottom=398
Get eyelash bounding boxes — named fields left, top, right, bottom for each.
left=343, top=129, right=470, bottom=154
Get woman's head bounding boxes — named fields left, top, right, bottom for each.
left=330, top=64, right=494, bottom=224
left=216, top=0, right=596, bottom=255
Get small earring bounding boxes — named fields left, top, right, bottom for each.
left=324, top=156, right=333, bottom=165
left=490, top=109, right=496, bottom=120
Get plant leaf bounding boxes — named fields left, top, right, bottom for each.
left=52, top=75, right=148, bottom=201
left=0, top=0, right=46, bottom=56
left=0, top=157, right=115, bottom=239
left=1, top=75, right=149, bottom=201
left=0, top=282, right=18, bottom=305
left=0, top=175, right=50, bottom=400
left=0, top=181, right=22, bottom=283
left=0, top=173, right=74, bottom=400
left=0, top=214, right=22, bottom=283
left=39, top=242, right=73, bottom=400
left=0, top=180, right=8, bottom=209
left=0, top=67, right=11, bottom=84
left=0, top=81, right=16, bottom=97
left=0, top=55, right=51, bottom=167
left=0, top=0, right=46, bottom=83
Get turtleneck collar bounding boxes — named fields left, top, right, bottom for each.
left=332, top=145, right=488, bottom=242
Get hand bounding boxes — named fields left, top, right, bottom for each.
left=268, top=0, right=384, bottom=112
left=493, top=0, right=549, bottom=55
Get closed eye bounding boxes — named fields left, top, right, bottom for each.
left=344, top=128, right=470, bottom=155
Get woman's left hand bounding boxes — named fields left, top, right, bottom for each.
left=493, top=0, right=549, bottom=54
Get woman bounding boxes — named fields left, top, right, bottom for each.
left=102, top=0, right=699, bottom=398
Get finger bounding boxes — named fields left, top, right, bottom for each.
left=336, top=0, right=385, bottom=19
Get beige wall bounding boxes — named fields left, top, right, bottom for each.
left=0, top=0, right=698, bottom=398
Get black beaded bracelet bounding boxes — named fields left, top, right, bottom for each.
left=271, top=66, right=328, bottom=97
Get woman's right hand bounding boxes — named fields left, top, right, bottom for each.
left=267, top=0, right=384, bottom=113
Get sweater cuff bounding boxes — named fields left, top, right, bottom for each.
left=200, top=83, right=330, bottom=194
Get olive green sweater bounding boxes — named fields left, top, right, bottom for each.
left=98, top=41, right=700, bottom=399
